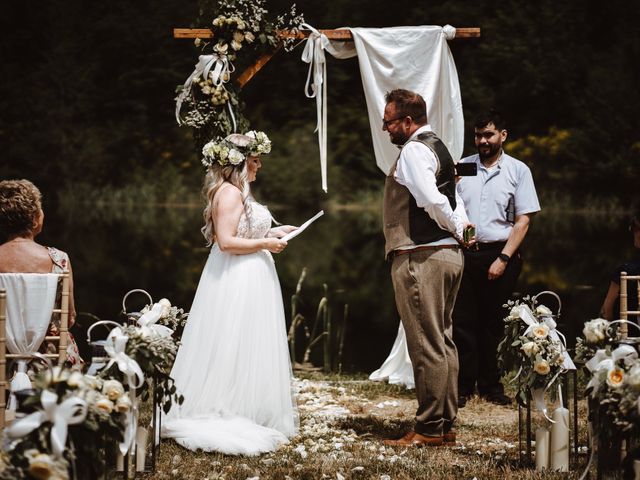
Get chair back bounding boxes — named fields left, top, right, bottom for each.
left=619, top=271, right=640, bottom=337
left=0, top=273, right=69, bottom=364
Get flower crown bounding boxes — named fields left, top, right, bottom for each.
left=201, top=130, right=271, bottom=168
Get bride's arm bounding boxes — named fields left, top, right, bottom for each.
left=214, top=187, right=288, bottom=255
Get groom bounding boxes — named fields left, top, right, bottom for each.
left=381, top=89, right=469, bottom=447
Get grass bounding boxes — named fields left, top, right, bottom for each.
left=131, top=373, right=595, bottom=480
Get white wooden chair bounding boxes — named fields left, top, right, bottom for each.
left=619, top=271, right=640, bottom=337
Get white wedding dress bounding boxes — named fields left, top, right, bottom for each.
left=369, top=323, right=415, bottom=389
left=161, top=199, right=298, bottom=455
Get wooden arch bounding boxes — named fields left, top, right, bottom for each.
left=174, top=27, right=480, bottom=88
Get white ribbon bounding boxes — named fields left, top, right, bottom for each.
left=301, top=23, right=329, bottom=192
left=7, top=360, right=32, bottom=411
left=104, top=328, right=145, bottom=389
left=104, top=327, right=145, bottom=455
left=137, top=303, right=173, bottom=339
left=8, top=390, right=87, bottom=458
left=585, top=345, right=637, bottom=396
left=175, top=54, right=236, bottom=130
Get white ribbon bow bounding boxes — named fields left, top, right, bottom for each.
left=175, top=54, right=237, bottom=131
left=301, top=23, right=329, bottom=192
left=9, top=390, right=87, bottom=458
left=104, top=328, right=145, bottom=389
left=585, top=345, right=637, bottom=396
left=137, top=303, right=173, bottom=339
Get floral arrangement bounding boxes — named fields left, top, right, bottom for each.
left=575, top=318, right=640, bottom=436
left=585, top=343, right=640, bottom=435
left=1, top=366, right=128, bottom=479
left=201, top=130, right=271, bottom=167
left=99, top=325, right=184, bottom=412
left=497, top=296, right=573, bottom=404
left=176, top=0, right=303, bottom=148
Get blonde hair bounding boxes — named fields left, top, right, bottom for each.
left=201, top=162, right=252, bottom=246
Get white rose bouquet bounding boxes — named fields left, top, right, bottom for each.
left=497, top=296, right=572, bottom=404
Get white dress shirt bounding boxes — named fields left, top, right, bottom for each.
left=394, top=125, right=468, bottom=246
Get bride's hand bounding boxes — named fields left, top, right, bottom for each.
left=268, top=225, right=298, bottom=238
left=264, top=238, right=288, bottom=253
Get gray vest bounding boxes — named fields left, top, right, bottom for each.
left=382, top=131, right=457, bottom=258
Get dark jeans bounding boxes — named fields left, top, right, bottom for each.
left=453, top=245, right=523, bottom=396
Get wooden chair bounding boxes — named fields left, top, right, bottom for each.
left=619, top=271, right=640, bottom=337
left=1, top=273, right=70, bottom=428
left=4, top=273, right=70, bottom=365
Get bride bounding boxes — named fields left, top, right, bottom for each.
left=162, top=131, right=299, bottom=455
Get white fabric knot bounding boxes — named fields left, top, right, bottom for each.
left=137, top=303, right=173, bottom=339
left=442, top=25, right=456, bottom=40
left=175, top=54, right=237, bottom=131
left=104, top=327, right=145, bottom=389
left=9, top=390, right=88, bottom=458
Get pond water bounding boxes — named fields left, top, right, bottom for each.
left=39, top=201, right=634, bottom=373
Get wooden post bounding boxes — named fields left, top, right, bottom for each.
left=0, top=289, right=6, bottom=429
left=58, top=274, right=69, bottom=364
left=621, top=271, right=628, bottom=338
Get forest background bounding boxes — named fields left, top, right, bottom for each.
left=2, top=0, right=639, bottom=210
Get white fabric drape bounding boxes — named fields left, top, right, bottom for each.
left=301, top=25, right=464, bottom=187
left=349, top=25, right=464, bottom=173
left=0, top=274, right=59, bottom=409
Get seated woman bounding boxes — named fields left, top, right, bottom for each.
left=0, top=179, right=84, bottom=367
left=601, top=213, right=640, bottom=321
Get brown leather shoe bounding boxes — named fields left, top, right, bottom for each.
left=383, top=431, right=443, bottom=447
left=443, top=431, right=456, bottom=446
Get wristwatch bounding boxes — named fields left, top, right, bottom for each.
left=497, top=253, right=510, bottom=263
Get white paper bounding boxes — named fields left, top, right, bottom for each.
left=282, top=210, right=324, bottom=241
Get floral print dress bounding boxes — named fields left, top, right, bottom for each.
left=39, top=247, right=84, bottom=367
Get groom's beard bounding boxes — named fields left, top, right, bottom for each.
left=389, top=131, right=409, bottom=146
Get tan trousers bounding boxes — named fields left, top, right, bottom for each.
left=391, top=248, right=463, bottom=436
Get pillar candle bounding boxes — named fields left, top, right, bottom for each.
left=535, top=427, right=550, bottom=471
left=634, top=459, right=640, bottom=480
left=550, top=406, right=570, bottom=471
left=136, top=427, right=148, bottom=472
left=116, top=451, right=124, bottom=472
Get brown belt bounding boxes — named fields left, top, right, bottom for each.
left=393, top=244, right=460, bottom=257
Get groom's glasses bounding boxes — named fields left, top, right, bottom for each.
left=382, top=116, right=406, bottom=129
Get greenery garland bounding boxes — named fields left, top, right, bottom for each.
left=176, top=0, right=304, bottom=152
